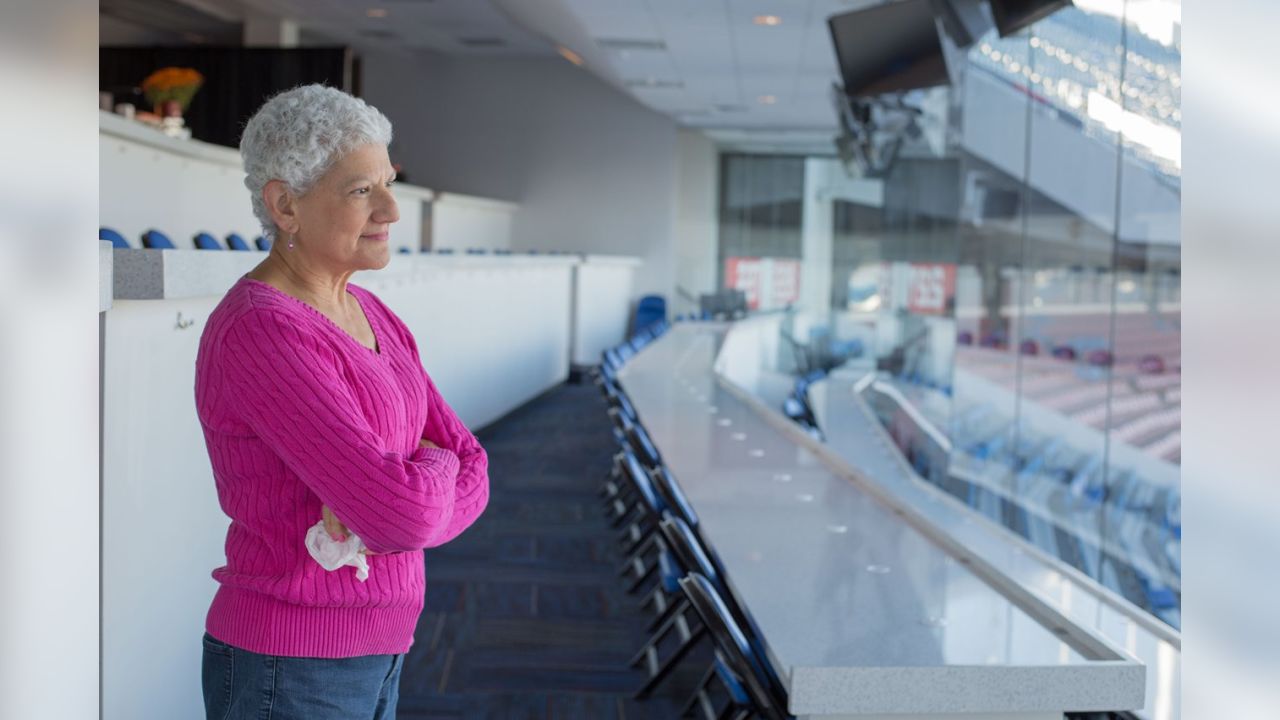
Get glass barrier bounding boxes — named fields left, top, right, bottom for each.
left=715, top=0, right=1180, bottom=629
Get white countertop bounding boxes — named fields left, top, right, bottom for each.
left=107, top=249, right=590, bottom=300
left=99, top=240, right=113, bottom=312
left=616, top=323, right=1146, bottom=717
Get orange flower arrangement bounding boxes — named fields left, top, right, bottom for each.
left=141, top=67, right=204, bottom=113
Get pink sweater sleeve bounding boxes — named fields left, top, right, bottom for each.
left=219, top=310, right=464, bottom=555
left=419, top=369, right=490, bottom=547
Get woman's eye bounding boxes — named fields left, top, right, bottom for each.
left=353, top=187, right=370, bottom=195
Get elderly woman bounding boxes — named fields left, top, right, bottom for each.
left=194, top=85, right=489, bottom=719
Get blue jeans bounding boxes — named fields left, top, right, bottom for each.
left=201, top=633, right=404, bottom=720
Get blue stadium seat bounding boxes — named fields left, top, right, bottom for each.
left=712, top=651, right=753, bottom=707
left=626, top=421, right=664, bottom=470
left=193, top=232, right=224, bottom=250
left=224, top=233, right=250, bottom=251
left=99, top=227, right=129, bottom=249
left=649, top=467, right=699, bottom=529
left=140, top=229, right=176, bottom=249
left=254, top=236, right=271, bottom=251
left=657, top=550, right=681, bottom=595
left=397, top=247, right=412, bottom=254
left=633, top=295, right=667, bottom=335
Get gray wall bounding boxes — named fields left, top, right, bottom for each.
left=673, top=128, right=720, bottom=315
left=362, top=50, right=683, bottom=300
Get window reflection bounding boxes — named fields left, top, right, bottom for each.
left=716, top=1, right=1180, bottom=628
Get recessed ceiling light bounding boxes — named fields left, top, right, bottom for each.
left=754, top=15, right=782, bottom=26
left=367, top=8, right=388, bottom=18
left=758, top=95, right=777, bottom=104
left=557, top=46, right=584, bottom=66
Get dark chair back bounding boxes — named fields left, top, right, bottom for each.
left=225, top=233, right=252, bottom=251
left=650, top=468, right=699, bottom=528
left=620, top=447, right=664, bottom=516
left=611, top=387, right=639, bottom=423
left=658, top=513, right=717, bottom=583
left=254, top=236, right=271, bottom=251
left=599, top=360, right=618, bottom=383
left=626, top=421, right=663, bottom=468
left=193, top=232, right=224, bottom=250
left=140, top=229, right=176, bottom=249
left=661, top=514, right=786, bottom=702
left=678, top=574, right=790, bottom=720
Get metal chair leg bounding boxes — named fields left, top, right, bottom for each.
left=630, top=599, right=707, bottom=699
left=680, top=661, right=718, bottom=717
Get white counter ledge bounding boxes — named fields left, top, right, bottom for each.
left=110, top=248, right=582, bottom=300
left=615, top=323, right=1146, bottom=719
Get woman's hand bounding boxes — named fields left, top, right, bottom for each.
left=419, top=437, right=440, bottom=449
left=321, top=504, right=349, bottom=542
left=322, top=505, right=380, bottom=556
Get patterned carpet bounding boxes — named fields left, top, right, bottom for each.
left=397, top=381, right=708, bottom=719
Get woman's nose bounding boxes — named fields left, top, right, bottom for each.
left=374, top=188, right=400, bottom=224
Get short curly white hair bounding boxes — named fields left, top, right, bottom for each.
left=240, top=84, right=393, bottom=241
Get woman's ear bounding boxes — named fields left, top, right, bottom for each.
left=263, top=180, right=299, bottom=235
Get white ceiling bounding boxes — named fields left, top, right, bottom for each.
left=176, top=0, right=555, bottom=55
left=493, top=0, right=884, bottom=154
left=160, top=0, right=884, bottom=154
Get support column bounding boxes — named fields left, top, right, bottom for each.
left=800, top=158, right=835, bottom=316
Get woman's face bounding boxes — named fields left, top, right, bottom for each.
left=291, top=143, right=400, bottom=271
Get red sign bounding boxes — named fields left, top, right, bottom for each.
left=725, top=257, right=801, bottom=311
left=906, top=263, right=955, bottom=315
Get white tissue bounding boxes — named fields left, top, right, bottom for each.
left=305, top=521, right=370, bottom=581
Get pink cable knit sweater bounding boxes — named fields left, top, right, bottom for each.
left=194, top=274, right=489, bottom=658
